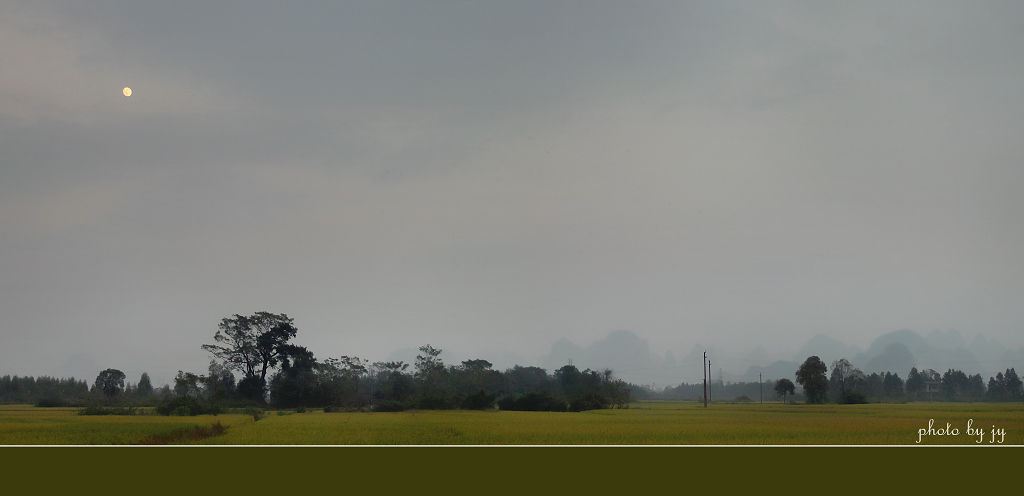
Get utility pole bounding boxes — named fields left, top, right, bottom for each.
left=703, top=351, right=707, bottom=408
left=708, top=359, right=712, bottom=404
left=760, top=373, right=762, bottom=404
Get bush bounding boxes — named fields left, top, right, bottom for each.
left=373, top=400, right=409, bottom=412
left=460, top=390, right=496, bottom=410
left=839, top=390, right=868, bottom=405
left=497, top=392, right=568, bottom=412
left=418, top=396, right=455, bottom=410
left=78, top=405, right=136, bottom=415
left=568, top=393, right=609, bottom=412
left=243, top=406, right=264, bottom=421
left=155, top=396, right=221, bottom=416
left=36, top=397, right=71, bottom=408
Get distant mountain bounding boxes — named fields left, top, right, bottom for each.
left=540, top=338, right=587, bottom=371
left=926, top=329, right=967, bottom=351
left=855, top=329, right=989, bottom=378
left=743, top=345, right=771, bottom=368
left=794, top=334, right=862, bottom=366
left=863, top=342, right=917, bottom=376
left=738, top=360, right=799, bottom=383
left=540, top=330, right=660, bottom=385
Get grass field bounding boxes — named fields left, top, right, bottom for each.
left=2, top=401, right=1021, bottom=445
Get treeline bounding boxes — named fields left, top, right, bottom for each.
left=905, top=366, right=1024, bottom=402
left=13, top=311, right=633, bottom=414
left=654, top=358, right=1023, bottom=405
left=1, top=372, right=170, bottom=407
left=193, top=312, right=633, bottom=412
left=659, top=379, right=794, bottom=403
left=1, top=376, right=90, bottom=405
left=169, top=344, right=632, bottom=413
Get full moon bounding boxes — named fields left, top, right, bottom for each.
left=123, top=87, right=132, bottom=97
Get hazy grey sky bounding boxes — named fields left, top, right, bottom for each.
left=3, top=1, right=1023, bottom=386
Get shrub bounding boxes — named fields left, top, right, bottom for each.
left=36, top=397, right=70, bottom=408
left=460, top=390, right=496, bottom=410
left=373, top=400, right=409, bottom=412
left=78, top=405, right=135, bottom=415
left=243, top=406, right=264, bottom=421
left=839, top=390, right=868, bottom=405
left=418, top=396, right=455, bottom=410
left=156, top=396, right=207, bottom=416
left=569, top=393, right=609, bottom=412
left=497, top=392, right=568, bottom=412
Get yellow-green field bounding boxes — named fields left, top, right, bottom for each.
left=2, top=401, right=1021, bottom=445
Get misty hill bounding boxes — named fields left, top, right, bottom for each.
left=738, top=360, right=800, bottom=384
left=852, top=329, right=985, bottom=378
left=539, top=330, right=665, bottom=386
left=793, top=334, right=863, bottom=367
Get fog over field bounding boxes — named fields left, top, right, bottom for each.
left=3, top=2, right=1023, bottom=389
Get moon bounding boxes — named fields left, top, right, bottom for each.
left=123, top=87, right=132, bottom=97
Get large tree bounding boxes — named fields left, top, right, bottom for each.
left=774, top=378, right=795, bottom=403
left=883, top=372, right=904, bottom=400
left=137, top=372, right=154, bottom=397
left=906, top=367, right=924, bottom=397
left=831, top=358, right=853, bottom=395
left=796, top=356, right=829, bottom=404
left=94, top=368, right=126, bottom=399
left=201, top=312, right=297, bottom=402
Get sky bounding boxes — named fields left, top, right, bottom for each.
left=3, top=1, right=1023, bottom=387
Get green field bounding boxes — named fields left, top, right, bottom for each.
left=2, top=401, right=1021, bottom=445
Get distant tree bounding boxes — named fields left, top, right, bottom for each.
left=988, top=368, right=1022, bottom=402
left=137, top=372, right=154, bottom=397
left=831, top=358, right=854, bottom=396
left=452, top=359, right=503, bottom=404
left=94, top=369, right=126, bottom=399
left=317, top=355, right=369, bottom=408
left=906, top=367, right=924, bottom=397
left=941, top=369, right=970, bottom=402
left=882, top=372, right=904, bottom=400
left=201, top=312, right=298, bottom=402
left=174, top=371, right=204, bottom=398
left=796, top=356, right=829, bottom=404
left=414, top=345, right=445, bottom=379
left=1006, top=368, right=1023, bottom=401
left=504, top=365, right=550, bottom=395
left=269, top=345, right=324, bottom=408
left=204, top=361, right=236, bottom=402
left=371, top=361, right=413, bottom=406
left=966, top=374, right=986, bottom=402
left=863, top=372, right=884, bottom=400
left=774, top=378, right=795, bottom=403
left=988, top=372, right=1006, bottom=401
left=414, top=345, right=451, bottom=408
left=554, top=364, right=584, bottom=397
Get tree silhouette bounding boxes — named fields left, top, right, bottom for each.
left=774, top=378, right=795, bottom=403
left=94, top=369, right=126, bottom=399
left=796, top=356, right=828, bottom=404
